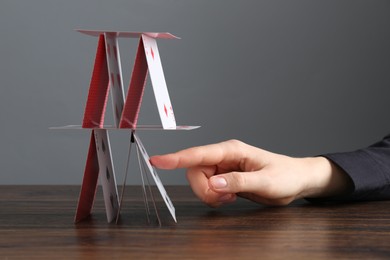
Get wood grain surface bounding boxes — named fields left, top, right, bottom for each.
left=0, top=185, right=389, bottom=259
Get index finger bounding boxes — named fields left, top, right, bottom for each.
left=150, top=140, right=246, bottom=170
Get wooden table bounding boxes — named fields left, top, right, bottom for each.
left=1, top=186, right=389, bottom=259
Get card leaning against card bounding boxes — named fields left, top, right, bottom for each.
left=52, top=30, right=199, bottom=225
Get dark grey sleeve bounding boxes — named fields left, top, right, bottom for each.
left=321, top=134, right=390, bottom=201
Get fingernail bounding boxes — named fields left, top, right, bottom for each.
left=210, top=176, right=227, bottom=189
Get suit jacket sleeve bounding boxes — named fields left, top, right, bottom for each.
left=320, top=134, right=390, bottom=201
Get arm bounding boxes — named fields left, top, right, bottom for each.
left=150, top=139, right=357, bottom=207
left=319, top=134, right=390, bottom=201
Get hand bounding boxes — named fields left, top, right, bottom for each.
left=150, top=140, right=353, bottom=207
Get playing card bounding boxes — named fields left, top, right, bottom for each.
left=82, top=34, right=110, bottom=128
left=141, top=34, right=176, bottom=129
left=77, top=30, right=180, bottom=40
left=104, top=33, right=125, bottom=128
left=119, top=37, right=148, bottom=128
left=75, top=131, right=100, bottom=223
left=94, top=129, right=119, bottom=222
left=51, top=124, right=200, bottom=130
left=133, top=133, right=176, bottom=222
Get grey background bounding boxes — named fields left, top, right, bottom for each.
left=1, top=0, right=389, bottom=185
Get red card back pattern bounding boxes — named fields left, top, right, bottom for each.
left=82, top=34, right=110, bottom=128
left=119, top=37, right=148, bottom=128
left=75, top=131, right=99, bottom=223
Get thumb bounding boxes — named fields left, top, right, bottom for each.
left=209, top=171, right=269, bottom=194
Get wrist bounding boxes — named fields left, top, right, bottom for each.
left=300, top=156, right=353, bottom=199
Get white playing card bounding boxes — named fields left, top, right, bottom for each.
left=141, top=34, right=176, bottom=129
left=94, top=129, right=119, bottom=223
left=133, top=133, right=177, bottom=222
left=104, top=33, right=125, bottom=127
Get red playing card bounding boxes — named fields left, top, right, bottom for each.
left=119, top=37, right=148, bottom=128
left=82, top=34, right=110, bottom=128
left=74, top=131, right=99, bottom=223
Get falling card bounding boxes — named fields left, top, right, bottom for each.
left=133, top=133, right=177, bottom=222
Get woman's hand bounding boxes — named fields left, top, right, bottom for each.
left=150, top=140, right=353, bottom=207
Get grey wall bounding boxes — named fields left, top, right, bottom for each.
left=1, top=0, right=389, bottom=185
